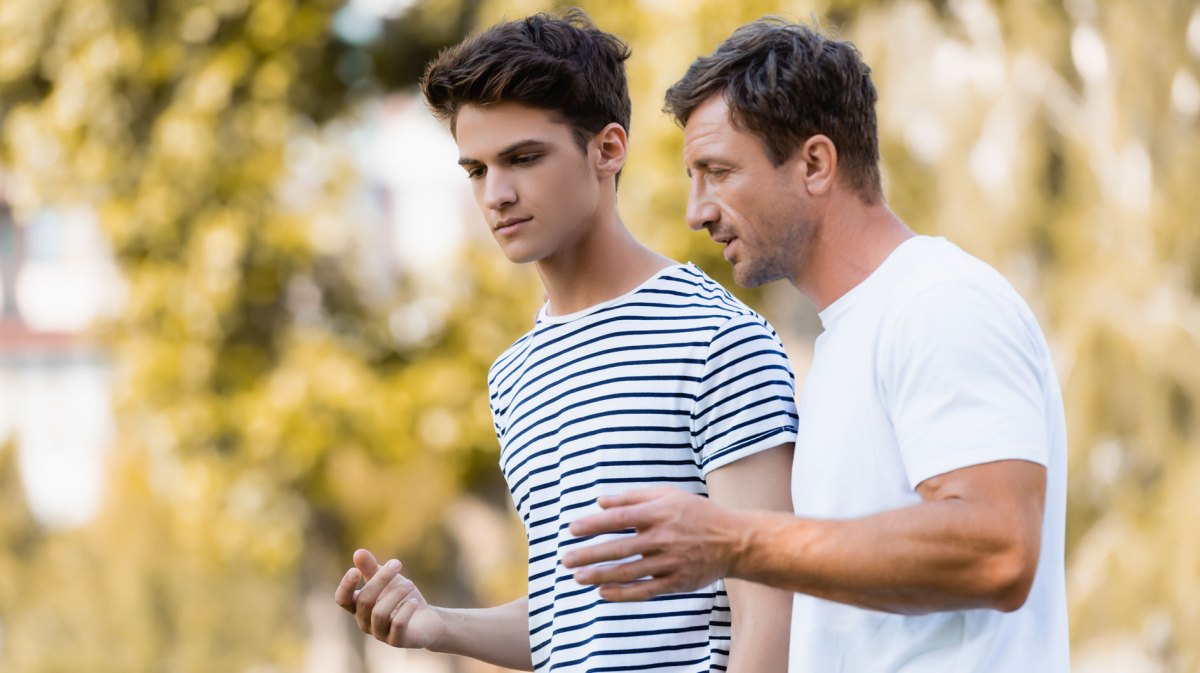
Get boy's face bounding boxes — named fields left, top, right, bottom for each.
left=455, top=103, right=601, bottom=264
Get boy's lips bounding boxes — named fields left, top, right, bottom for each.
left=495, top=216, right=531, bottom=234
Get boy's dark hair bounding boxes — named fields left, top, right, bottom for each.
left=665, top=18, right=882, bottom=204
left=420, top=9, right=632, bottom=155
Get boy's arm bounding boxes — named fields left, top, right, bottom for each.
left=705, top=443, right=794, bottom=672
left=429, top=598, right=532, bottom=670
left=335, top=549, right=533, bottom=671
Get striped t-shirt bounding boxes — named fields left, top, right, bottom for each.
left=488, top=263, right=799, bottom=673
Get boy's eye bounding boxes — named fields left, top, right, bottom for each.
left=466, top=167, right=485, bottom=179
left=514, top=154, right=540, bottom=165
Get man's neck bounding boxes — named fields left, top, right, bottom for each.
left=536, top=213, right=675, bottom=317
left=792, top=200, right=914, bottom=312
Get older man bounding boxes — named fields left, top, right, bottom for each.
left=565, top=18, right=1069, bottom=673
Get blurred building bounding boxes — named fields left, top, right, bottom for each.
left=0, top=175, right=122, bottom=528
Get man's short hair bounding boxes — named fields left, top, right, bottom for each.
left=664, top=18, right=882, bottom=204
left=420, top=9, right=632, bottom=154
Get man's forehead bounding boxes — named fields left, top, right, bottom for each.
left=685, top=95, right=734, bottom=134
left=682, top=96, right=742, bottom=158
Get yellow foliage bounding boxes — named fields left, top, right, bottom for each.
left=0, top=0, right=1196, bottom=670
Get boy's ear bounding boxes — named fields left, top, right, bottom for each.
left=593, top=122, right=628, bottom=180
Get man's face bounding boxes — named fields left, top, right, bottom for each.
left=455, top=103, right=600, bottom=264
left=682, top=95, right=815, bottom=288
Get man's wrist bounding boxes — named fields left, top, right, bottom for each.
left=723, top=507, right=757, bottom=579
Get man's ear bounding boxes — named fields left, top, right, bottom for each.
left=793, top=134, right=837, bottom=196
left=593, top=122, right=628, bottom=180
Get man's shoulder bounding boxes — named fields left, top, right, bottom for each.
left=875, top=239, right=1050, bottom=382
left=883, top=237, right=1031, bottom=324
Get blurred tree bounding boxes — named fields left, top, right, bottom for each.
left=0, top=0, right=1197, bottom=671
left=0, top=0, right=528, bottom=671
left=0, top=440, right=40, bottom=660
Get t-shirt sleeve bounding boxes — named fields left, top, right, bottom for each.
left=691, top=313, right=799, bottom=475
left=881, top=280, right=1051, bottom=489
left=486, top=365, right=506, bottom=445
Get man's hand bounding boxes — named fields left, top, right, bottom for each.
left=562, top=486, right=744, bottom=601
left=334, top=549, right=447, bottom=649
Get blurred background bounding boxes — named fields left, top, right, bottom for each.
left=0, top=0, right=1196, bottom=671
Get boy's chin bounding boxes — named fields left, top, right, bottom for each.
left=497, top=244, right=548, bottom=265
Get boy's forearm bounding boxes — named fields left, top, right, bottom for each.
left=429, top=596, right=533, bottom=671
left=708, top=444, right=795, bottom=671
left=726, top=577, right=792, bottom=672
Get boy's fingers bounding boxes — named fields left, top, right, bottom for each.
left=353, top=549, right=383, bottom=580
left=333, top=568, right=361, bottom=612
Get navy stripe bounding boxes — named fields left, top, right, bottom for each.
left=504, top=423, right=694, bottom=482
left=495, top=320, right=723, bottom=396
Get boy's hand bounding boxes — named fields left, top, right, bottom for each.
left=334, top=549, right=448, bottom=650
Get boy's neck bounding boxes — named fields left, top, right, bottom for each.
left=535, top=212, right=675, bottom=317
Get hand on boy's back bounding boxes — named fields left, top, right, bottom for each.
left=334, top=548, right=447, bottom=650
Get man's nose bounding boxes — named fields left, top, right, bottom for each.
left=685, top=178, right=718, bottom=232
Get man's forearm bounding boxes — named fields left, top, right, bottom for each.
left=429, top=596, right=533, bottom=671
left=729, top=498, right=1037, bottom=615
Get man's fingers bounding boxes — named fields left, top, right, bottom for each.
left=334, top=568, right=361, bottom=613
left=597, top=577, right=680, bottom=602
left=573, top=555, right=673, bottom=586
left=570, top=488, right=683, bottom=537
left=595, top=487, right=668, bottom=510
left=568, top=502, right=655, bottom=538
left=567, top=510, right=623, bottom=539
left=562, top=534, right=647, bottom=570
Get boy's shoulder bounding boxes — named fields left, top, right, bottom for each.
left=626, top=263, right=753, bottom=314
left=485, top=264, right=767, bottom=384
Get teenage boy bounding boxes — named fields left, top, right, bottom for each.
left=334, top=11, right=797, bottom=673
left=564, top=18, right=1070, bottom=673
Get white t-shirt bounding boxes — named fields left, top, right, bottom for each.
left=489, top=263, right=799, bottom=673
left=789, top=236, right=1069, bottom=672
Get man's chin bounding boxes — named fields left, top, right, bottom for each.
left=732, top=261, right=781, bottom=289
left=731, top=263, right=764, bottom=289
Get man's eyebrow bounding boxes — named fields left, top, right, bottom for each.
left=458, top=139, right=549, bottom=166
left=685, top=158, right=713, bottom=177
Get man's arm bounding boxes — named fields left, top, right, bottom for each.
left=334, top=549, right=533, bottom=671
left=705, top=444, right=793, bottom=672
left=564, top=459, right=1044, bottom=615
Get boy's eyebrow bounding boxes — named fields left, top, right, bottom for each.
left=458, top=139, right=550, bottom=166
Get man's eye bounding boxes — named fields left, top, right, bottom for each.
left=513, top=154, right=540, bottom=165
left=466, top=167, right=485, bottom=179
